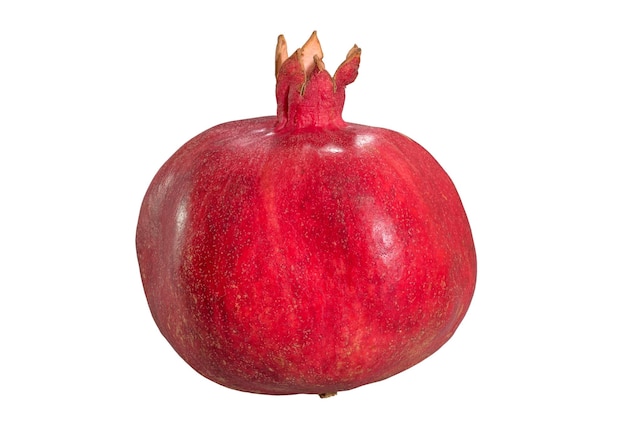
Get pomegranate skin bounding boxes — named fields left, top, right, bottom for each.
left=136, top=33, right=476, bottom=396
left=136, top=118, right=476, bottom=395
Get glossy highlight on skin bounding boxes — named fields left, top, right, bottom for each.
left=136, top=33, right=476, bottom=396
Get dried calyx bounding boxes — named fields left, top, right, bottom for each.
left=274, top=31, right=361, bottom=131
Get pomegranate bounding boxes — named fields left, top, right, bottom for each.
left=136, top=32, right=476, bottom=397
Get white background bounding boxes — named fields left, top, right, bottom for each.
left=1, top=1, right=625, bottom=427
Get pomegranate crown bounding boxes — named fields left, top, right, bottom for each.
left=274, top=31, right=361, bottom=131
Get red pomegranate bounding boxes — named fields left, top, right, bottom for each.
left=136, top=32, right=476, bottom=397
